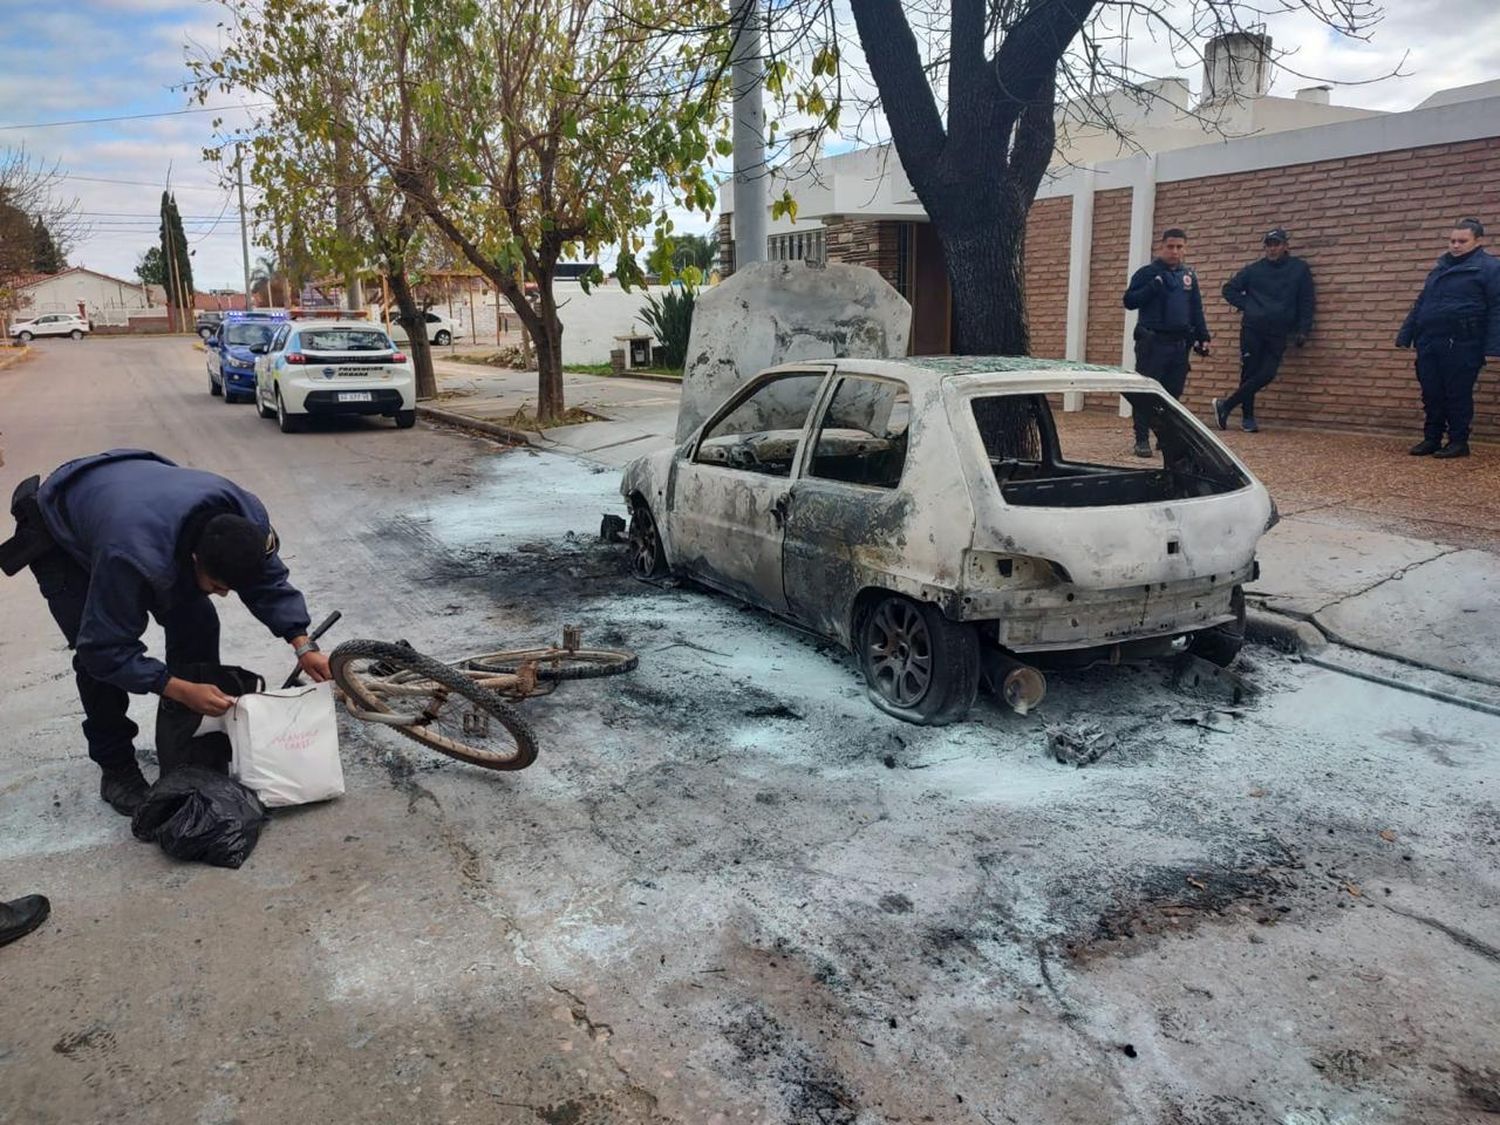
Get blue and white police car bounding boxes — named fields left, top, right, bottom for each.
left=251, top=318, right=416, bottom=433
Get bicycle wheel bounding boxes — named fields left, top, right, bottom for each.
left=466, top=646, right=638, bottom=682
left=329, top=639, right=539, bottom=771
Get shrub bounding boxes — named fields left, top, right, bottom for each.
left=639, top=285, right=696, bottom=371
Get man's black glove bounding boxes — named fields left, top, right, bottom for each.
left=1192, top=341, right=1211, bottom=357
left=1293, top=333, right=1307, bottom=348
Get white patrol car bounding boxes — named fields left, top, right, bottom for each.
left=251, top=318, right=417, bottom=433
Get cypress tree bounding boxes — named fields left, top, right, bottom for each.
left=158, top=191, right=195, bottom=330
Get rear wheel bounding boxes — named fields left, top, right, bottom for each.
left=627, top=500, right=667, bottom=579
left=434, top=329, right=452, bottom=346
left=1187, top=586, right=1246, bottom=667
left=276, top=391, right=305, bottom=433
left=330, top=640, right=538, bottom=771
left=256, top=387, right=275, bottom=418
left=69, top=329, right=83, bottom=340
left=857, top=593, right=980, bottom=725
left=467, top=646, right=638, bottom=682
left=394, top=409, right=416, bottom=429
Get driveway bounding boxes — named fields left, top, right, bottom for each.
left=1, top=337, right=1497, bottom=1124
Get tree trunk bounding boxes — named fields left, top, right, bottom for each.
left=532, top=277, right=565, bottom=423
left=387, top=269, right=436, bottom=400
left=929, top=186, right=1031, bottom=356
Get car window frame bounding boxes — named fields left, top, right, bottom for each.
left=688, top=368, right=834, bottom=478
left=803, top=373, right=913, bottom=492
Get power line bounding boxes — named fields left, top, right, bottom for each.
left=63, top=174, right=230, bottom=192
left=0, top=103, right=272, bottom=132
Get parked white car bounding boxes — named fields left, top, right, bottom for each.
left=8, top=313, right=90, bottom=341
left=621, top=356, right=1276, bottom=725
left=251, top=319, right=416, bottom=432
left=388, top=311, right=462, bottom=346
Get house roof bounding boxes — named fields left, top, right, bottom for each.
left=15, top=265, right=147, bottom=291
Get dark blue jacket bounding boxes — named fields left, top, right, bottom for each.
left=1396, top=246, right=1500, bottom=355
left=1123, top=259, right=1210, bottom=343
left=37, top=450, right=311, bottom=694
left=1222, top=256, right=1316, bottom=337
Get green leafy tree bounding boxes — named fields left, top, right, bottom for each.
left=198, top=0, right=732, bottom=423
left=30, top=216, right=66, bottom=273
left=158, top=192, right=196, bottom=331
left=649, top=230, right=718, bottom=278
left=135, top=246, right=167, bottom=286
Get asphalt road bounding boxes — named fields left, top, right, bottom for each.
left=2, top=337, right=1499, bottom=1124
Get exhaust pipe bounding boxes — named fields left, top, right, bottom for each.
left=983, top=650, right=1047, bottom=715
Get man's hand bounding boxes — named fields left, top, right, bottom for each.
left=290, top=635, right=332, bottom=683
left=1293, top=333, right=1308, bottom=348
left=164, top=676, right=236, bottom=716
left=1193, top=341, right=1212, bottom=357
left=298, top=649, right=332, bottom=683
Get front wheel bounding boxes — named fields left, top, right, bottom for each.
left=330, top=640, right=538, bottom=771
left=394, top=409, right=416, bottom=429
left=209, top=374, right=222, bottom=396
left=18, top=331, right=32, bottom=342
left=276, top=391, right=305, bottom=433
left=433, top=330, right=452, bottom=346
left=627, top=501, right=667, bottom=579
left=857, top=593, right=980, bottom=726
left=467, top=646, right=638, bottom=682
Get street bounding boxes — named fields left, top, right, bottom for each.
left=2, top=336, right=1499, bottom=1124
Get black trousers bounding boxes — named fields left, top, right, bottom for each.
left=1415, top=338, right=1485, bottom=444
left=1223, top=326, right=1288, bottom=419
left=1132, top=331, right=1191, bottom=442
left=29, top=549, right=220, bottom=771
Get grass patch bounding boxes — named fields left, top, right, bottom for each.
left=494, top=404, right=607, bottom=430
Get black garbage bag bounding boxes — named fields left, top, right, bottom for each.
left=155, top=664, right=264, bottom=776
left=131, top=766, right=269, bottom=868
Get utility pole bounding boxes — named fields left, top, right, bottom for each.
left=236, top=144, right=253, bottom=308
left=730, top=0, right=766, bottom=269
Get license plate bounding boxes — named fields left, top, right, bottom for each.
left=337, top=391, right=373, bottom=403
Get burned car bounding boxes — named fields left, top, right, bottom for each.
left=620, top=357, right=1275, bottom=725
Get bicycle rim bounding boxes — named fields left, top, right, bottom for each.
left=465, top=646, right=639, bottom=681
left=329, top=640, right=539, bottom=771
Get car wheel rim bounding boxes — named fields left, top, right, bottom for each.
left=628, top=510, right=659, bottom=576
left=868, top=599, right=932, bottom=707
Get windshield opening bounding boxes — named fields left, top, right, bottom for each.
left=969, top=392, right=1249, bottom=508
left=224, top=323, right=276, bottom=347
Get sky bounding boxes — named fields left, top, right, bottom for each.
left=2, top=0, right=1496, bottom=291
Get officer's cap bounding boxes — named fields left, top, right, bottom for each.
left=1263, top=228, right=1289, bottom=244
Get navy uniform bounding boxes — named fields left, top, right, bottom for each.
left=1123, top=249, right=1210, bottom=452
left=8, top=450, right=312, bottom=810
left=1397, top=224, right=1500, bottom=458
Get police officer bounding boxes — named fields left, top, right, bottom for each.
left=1122, top=227, right=1211, bottom=457
left=3, top=449, right=332, bottom=816
left=1214, top=228, right=1316, bottom=432
left=1397, top=217, right=1500, bottom=458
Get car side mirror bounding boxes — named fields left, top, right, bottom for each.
left=249, top=343, right=268, bottom=354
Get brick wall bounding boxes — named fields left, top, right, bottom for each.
left=1148, top=139, right=1500, bottom=438
left=1023, top=197, right=1071, bottom=359
left=1085, top=188, right=1133, bottom=366
left=823, top=217, right=903, bottom=292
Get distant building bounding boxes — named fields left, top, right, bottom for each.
left=718, top=35, right=1500, bottom=438
left=11, top=266, right=156, bottom=321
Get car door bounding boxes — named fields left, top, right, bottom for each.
left=666, top=369, right=831, bottom=612
left=35, top=315, right=59, bottom=337
left=256, top=323, right=291, bottom=403
left=782, top=374, right=914, bottom=639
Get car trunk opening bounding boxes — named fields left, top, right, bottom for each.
left=969, top=393, right=1249, bottom=508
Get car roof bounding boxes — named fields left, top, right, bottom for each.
left=811, top=355, right=1155, bottom=392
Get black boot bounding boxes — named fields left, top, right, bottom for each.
left=99, top=762, right=150, bottom=816
left=0, top=895, right=50, bottom=947
left=1434, top=441, right=1470, bottom=459
left=1409, top=438, right=1441, bottom=456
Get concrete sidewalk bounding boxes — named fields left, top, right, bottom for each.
left=425, top=364, right=1500, bottom=685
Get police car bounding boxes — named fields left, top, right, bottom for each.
left=251, top=318, right=416, bottom=433
left=207, top=310, right=287, bottom=402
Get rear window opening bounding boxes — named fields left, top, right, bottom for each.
left=970, top=393, right=1249, bottom=508
left=299, top=328, right=392, bottom=353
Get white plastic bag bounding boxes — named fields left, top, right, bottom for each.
left=227, top=682, right=345, bottom=807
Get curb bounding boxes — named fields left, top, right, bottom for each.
left=1245, top=607, right=1328, bottom=654
left=0, top=345, right=32, bottom=372
left=416, top=404, right=535, bottom=447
